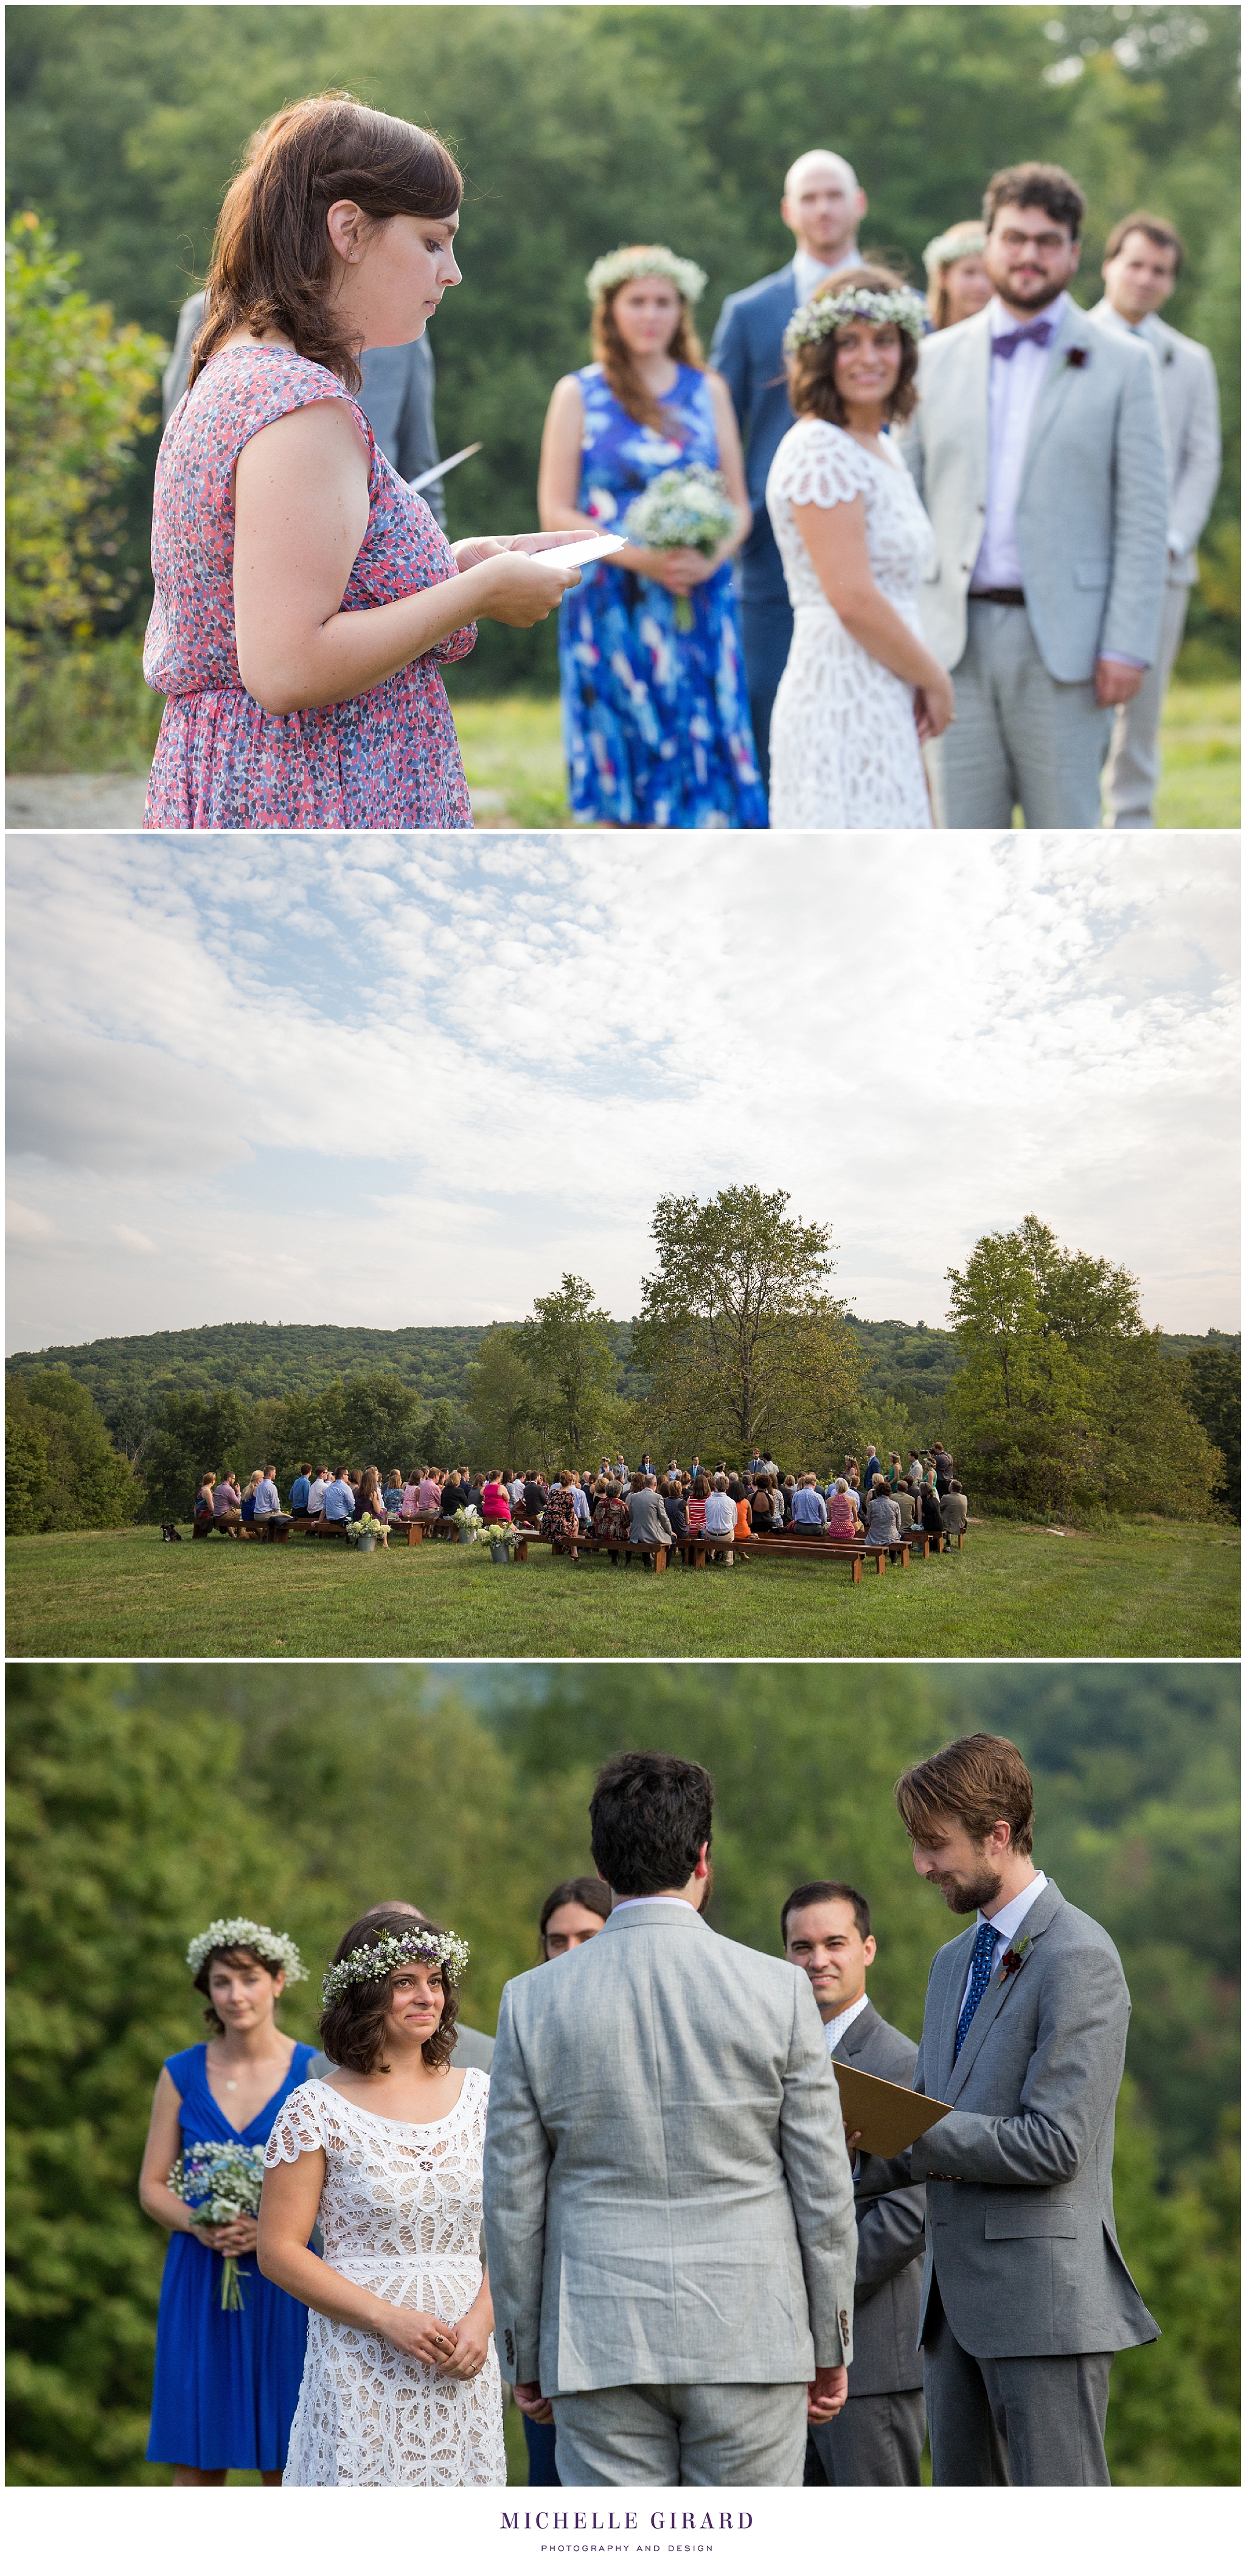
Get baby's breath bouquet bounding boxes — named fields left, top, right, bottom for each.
left=169, top=2141, right=267, bottom=2309
left=624, top=466, right=737, bottom=628
left=451, top=1506, right=483, bottom=1543
left=345, top=1512, right=385, bottom=1546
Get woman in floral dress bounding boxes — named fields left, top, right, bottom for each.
left=538, top=245, right=765, bottom=828
left=145, top=95, right=581, bottom=831
left=540, top=1472, right=583, bottom=1563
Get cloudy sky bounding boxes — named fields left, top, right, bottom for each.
left=6, top=829, right=1239, bottom=1353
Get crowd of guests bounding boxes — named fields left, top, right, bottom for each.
left=189, top=1444, right=969, bottom=1565
left=150, top=91, right=1220, bottom=837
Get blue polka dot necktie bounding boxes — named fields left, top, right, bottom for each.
left=954, top=1919, right=997, bottom=2060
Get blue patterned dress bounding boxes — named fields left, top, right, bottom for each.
left=146, top=2042, right=316, bottom=2473
left=558, top=363, right=767, bottom=827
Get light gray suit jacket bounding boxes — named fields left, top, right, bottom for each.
left=1087, top=299, right=1222, bottom=586
left=832, top=2002, right=925, bottom=2397
left=908, top=1880, right=1158, bottom=2361
left=483, top=1899, right=858, bottom=2395
left=900, top=299, right=1168, bottom=680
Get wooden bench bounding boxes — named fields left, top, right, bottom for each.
left=240, top=1515, right=293, bottom=1545
left=728, top=1533, right=910, bottom=1579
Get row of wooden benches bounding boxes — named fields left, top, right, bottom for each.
left=191, top=1510, right=964, bottom=1581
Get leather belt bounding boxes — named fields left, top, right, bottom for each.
left=970, top=587, right=1026, bottom=607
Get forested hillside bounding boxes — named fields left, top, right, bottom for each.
left=7, top=1661, right=1238, bottom=2485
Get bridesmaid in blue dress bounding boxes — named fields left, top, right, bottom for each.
left=539, top=245, right=767, bottom=828
left=140, top=1917, right=315, bottom=2484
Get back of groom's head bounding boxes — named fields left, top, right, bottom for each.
left=590, top=1750, right=714, bottom=1897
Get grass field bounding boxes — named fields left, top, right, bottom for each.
left=7, top=1515, right=1237, bottom=1660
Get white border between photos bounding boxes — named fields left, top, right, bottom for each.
left=6, top=2485, right=1240, bottom=2576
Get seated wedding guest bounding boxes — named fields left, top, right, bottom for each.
left=792, top=1473, right=829, bottom=1535
left=416, top=1468, right=442, bottom=1517
left=661, top=1478, right=690, bottom=1545
left=864, top=1480, right=903, bottom=1549
left=627, top=1475, right=674, bottom=1569
left=508, top=1469, right=527, bottom=1508
left=733, top=1482, right=753, bottom=1541
left=1091, top=212, right=1223, bottom=829
left=592, top=1481, right=630, bottom=1562
left=324, top=1470, right=356, bottom=1526
left=891, top=1481, right=917, bottom=1537
left=259, top=1906, right=504, bottom=2485
left=214, top=1472, right=243, bottom=1534
left=827, top=1478, right=858, bottom=1538
left=252, top=1466, right=282, bottom=1535
left=940, top=1479, right=969, bottom=1538
left=192, top=1472, right=219, bottom=1535
left=766, top=267, right=951, bottom=828
left=538, top=245, right=764, bottom=829
left=703, top=1475, right=738, bottom=1564
left=542, top=1471, right=583, bottom=1562
left=571, top=1474, right=593, bottom=1532
left=141, top=1916, right=315, bottom=2483
left=686, top=1473, right=710, bottom=1537
left=441, top=1470, right=466, bottom=1517
left=355, top=1466, right=391, bottom=1543
left=902, top=161, right=1167, bottom=829
left=770, top=1475, right=787, bottom=1529
left=383, top=1468, right=405, bottom=1507
left=922, top=220, right=991, bottom=330
left=145, top=94, right=583, bottom=832
left=783, top=1880, right=926, bottom=2487
left=305, top=1466, right=330, bottom=1525
left=486, top=1750, right=857, bottom=2486
left=288, top=1462, right=312, bottom=1517
left=523, top=1471, right=547, bottom=1525
left=481, top=1473, right=512, bottom=1524
left=919, top=1477, right=945, bottom=1545
left=896, top=1734, right=1158, bottom=2484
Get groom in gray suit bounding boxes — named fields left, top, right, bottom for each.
left=484, top=1751, right=858, bottom=2485
left=895, top=1734, right=1158, bottom=2485
left=902, top=161, right=1168, bottom=827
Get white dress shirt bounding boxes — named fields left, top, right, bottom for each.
left=823, top=1990, right=871, bottom=2053
left=958, top=1871, right=1048, bottom=2014
left=972, top=295, right=1070, bottom=591
left=792, top=246, right=859, bottom=307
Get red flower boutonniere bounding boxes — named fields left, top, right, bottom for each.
left=1066, top=346, right=1090, bottom=369
left=997, top=1932, right=1033, bottom=1983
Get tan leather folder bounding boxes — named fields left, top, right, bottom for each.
left=832, top=2061, right=952, bottom=2158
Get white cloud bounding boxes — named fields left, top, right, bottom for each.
left=5, top=828, right=1239, bottom=1348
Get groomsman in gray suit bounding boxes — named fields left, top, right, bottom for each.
left=902, top=162, right=1168, bottom=827
left=711, top=150, right=866, bottom=781
left=895, top=1734, right=1159, bottom=2485
left=484, top=1751, right=858, bottom=2486
left=1090, top=212, right=1223, bottom=826
left=307, top=1901, right=493, bottom=2076
left=783, top=1880, right=927, bottom=2485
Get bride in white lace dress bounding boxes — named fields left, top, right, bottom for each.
left=258, top=1910, right=504, bottom=2486
left=765, top=268, right=953, bottom=828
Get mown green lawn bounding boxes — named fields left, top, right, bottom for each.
left=7, top=1517, right=1237, bottom=1660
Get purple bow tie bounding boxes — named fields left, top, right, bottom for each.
left=992, top=316, right=1055, bottom=361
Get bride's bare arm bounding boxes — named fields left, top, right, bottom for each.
left=258, top=2151, right=458, bottom=2364
left=791, top=493, right=953, bottom=730
left=232, top=403, right=580, bottom=716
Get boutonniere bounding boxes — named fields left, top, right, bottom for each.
left=1065, top=346, right=1090, bottom=369
left=997, top=1933, right=1033, bottom=1983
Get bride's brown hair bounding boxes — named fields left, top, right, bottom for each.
left=591, top=256, right=705, bottom=436
left=319, top=1906, right=461, bottom=2075
left=190, top=92, right=462, bottom=396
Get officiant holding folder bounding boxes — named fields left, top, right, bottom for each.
left=784, top=1881, right=928, bottom=2486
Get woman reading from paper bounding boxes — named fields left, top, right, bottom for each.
left=144, top=94, right=583, bottom=831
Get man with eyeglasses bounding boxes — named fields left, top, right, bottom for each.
left=902, top=162, right=1168, bottom=828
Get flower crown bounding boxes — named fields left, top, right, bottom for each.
left=784, top=283, right=928, bottom=354
left=586, top=244, right=708, bottom=307
left=186, top=1918, right=307, bottom=1982
left=321, top=1925, right=470, bottom=2006
left=922, top=224, right=987, bottom=276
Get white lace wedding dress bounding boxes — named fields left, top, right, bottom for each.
left=265, top=2070, right=506, bottom=2486
left=766, top=417, right=936, bottom=828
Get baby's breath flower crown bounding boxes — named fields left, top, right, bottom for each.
left=321, top=1926, right=470, bottom=2006
left=784, top=283, right=928, bottom=355
left=186, top=1918, right=307, bottom=1982
left=922, top=223, right=987, bottom=276
left=585, top=245, right=708, bottom=306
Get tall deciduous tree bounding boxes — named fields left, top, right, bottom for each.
left=5, top=1369, right=137, bottom=1532
left=513, top=1275, right=622, bottom=1466
left=633, top=1185, right=862, bottom=1461
left=464, top=1327, right=535, bottom=1467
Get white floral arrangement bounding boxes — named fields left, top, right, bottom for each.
left=185, top=1918, right=307, bottom=1983
left=585, top=243, right=707, bottom=305
left=345, top=1513, right=385, bottom=1545
left=321, top=1924, right=470, bottom=2005
left=167, top=2140, right=267, bottom=2309
left=624, top=467, right=737, bottom=630
left=451, top=1506, right=484, bottom=1542
left=783, top=282, right=928, bottom=354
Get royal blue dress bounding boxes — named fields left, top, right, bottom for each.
left=558, top=363, right=767, bottom=828
left=147, top=2042, right=316, bottom=2472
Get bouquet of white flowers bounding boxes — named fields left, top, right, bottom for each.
left=451, top=1506, right=483, bottom=1543
left=169, top=2140, right=266, bottom=2309
left=623, top=466, right=737, bottom=627
left=345, top=1512, right=385, bottom=1545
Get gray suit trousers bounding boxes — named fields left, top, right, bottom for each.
left=807, top=2389, right=926, bottom=2486
left=552, top=2382, right=808, bottom=2487
left=924, top=2281, right=1111, bottom=2486
left=931, top=599, right=1112, bottom=828
left=1103, top=580, right=1189, bottom=827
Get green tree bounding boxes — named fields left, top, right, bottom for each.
left=464, top=1327, right=535, bottom=1467
left=633, top=1184, right=865, bottom=1464
left=513, top=1274, right=622, bottom=1466
left=1107, top=2089, right=1240, bottom=2484
left=5, top=209, right=164, bottom=636
left=5, top=1370, right=136, bottom=1533
left=139, top=1386, right=249, bottom=1522
left=1184, top=1343, right=1241, bottom=1517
